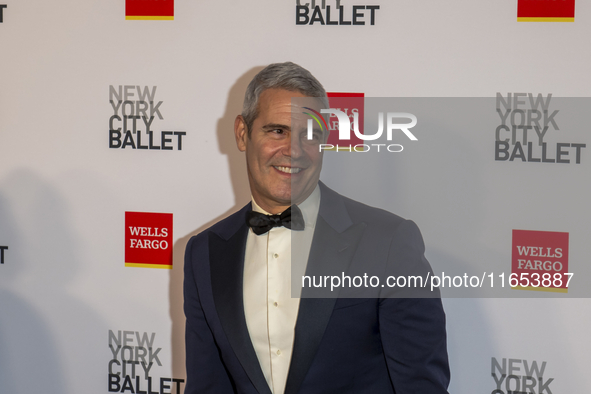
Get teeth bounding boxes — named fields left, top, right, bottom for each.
left=275, top=166, right=301, bottom=174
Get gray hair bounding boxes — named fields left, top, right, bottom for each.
left=241, top=62, right=329, bottom=135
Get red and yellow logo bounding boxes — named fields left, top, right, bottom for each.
left=326, top=92, right=365, bottom=150
left=126, top=0, right=174, bottom=20
left=517, top=0, right=574, bottom=22
left=125, top=212, right=173, bottom=269
left=512, top=229, right=569, bottom=292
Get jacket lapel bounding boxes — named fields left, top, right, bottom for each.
left=284, top=183, right=367, bottom=394
left=209, top=205, right=272, bottom=394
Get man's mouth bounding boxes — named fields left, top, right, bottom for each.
left=274, top=166, right=302, bottom=174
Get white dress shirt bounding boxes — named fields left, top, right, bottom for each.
left=243, top=185, right=321, bottom=394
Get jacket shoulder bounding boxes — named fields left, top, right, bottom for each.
left=341, top=194, right=406, bottom=227
left=320, top=182, right=407, bottom=229
left=190, top=203, right=251, bottom=243
left=341, top=194, right=426, bottom=251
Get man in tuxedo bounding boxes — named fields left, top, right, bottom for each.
left=184, top=62, right=450, bottom=393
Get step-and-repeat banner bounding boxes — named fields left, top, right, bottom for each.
left=1, top=1, right=589, bottom=393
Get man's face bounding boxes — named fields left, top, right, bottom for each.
left=234, top=88, right=325, bottom=214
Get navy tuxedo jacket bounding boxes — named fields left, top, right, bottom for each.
left=184, top=182, right=450, bottom=394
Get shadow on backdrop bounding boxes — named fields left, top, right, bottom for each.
left=169, top=66, right=263, bottom=382
left=0, top=169, right=108, bottom=393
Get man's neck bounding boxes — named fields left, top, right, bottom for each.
left=250, top=200, right=289, bottom=215
left=251, top=185, right=320, bottom=215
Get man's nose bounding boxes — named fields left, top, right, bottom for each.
left=288, top=133, right=304, bottom=159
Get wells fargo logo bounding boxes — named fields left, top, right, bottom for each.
left=326, top=93, right=365, bottom=150
left=125, top=212, right=173, bottom=269
left=126, top=0, right=174, bottom=20
left=511, top=229, right=570, bottom=292
left=517, top=0, right=575, bottom=22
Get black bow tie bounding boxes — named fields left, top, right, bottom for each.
left=246, top=205, right=305, bottom=235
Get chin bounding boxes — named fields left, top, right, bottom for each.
left=289, top=190, right=309, bottom=205
left=269, top=189, right=293, bottom=205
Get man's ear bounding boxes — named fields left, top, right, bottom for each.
left=234, top=115, right=248, bottom=152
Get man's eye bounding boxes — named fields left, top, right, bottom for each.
left=271, top=129, right=285, bottom=134
left=302, top=130, right=322, bottom=144
left=309, top=130, right=322, bottom=140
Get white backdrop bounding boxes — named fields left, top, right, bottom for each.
left=1, top=1, right=590, bottom=393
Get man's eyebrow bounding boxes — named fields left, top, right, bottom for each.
left=261, top=123, right=291, bottom=131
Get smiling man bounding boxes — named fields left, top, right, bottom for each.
left=184, top=62, right=450, bottom=394
left=234, top=88, right=322, bottom=214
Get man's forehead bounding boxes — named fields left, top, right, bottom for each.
left=258, top=89, right=323, bottom=109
